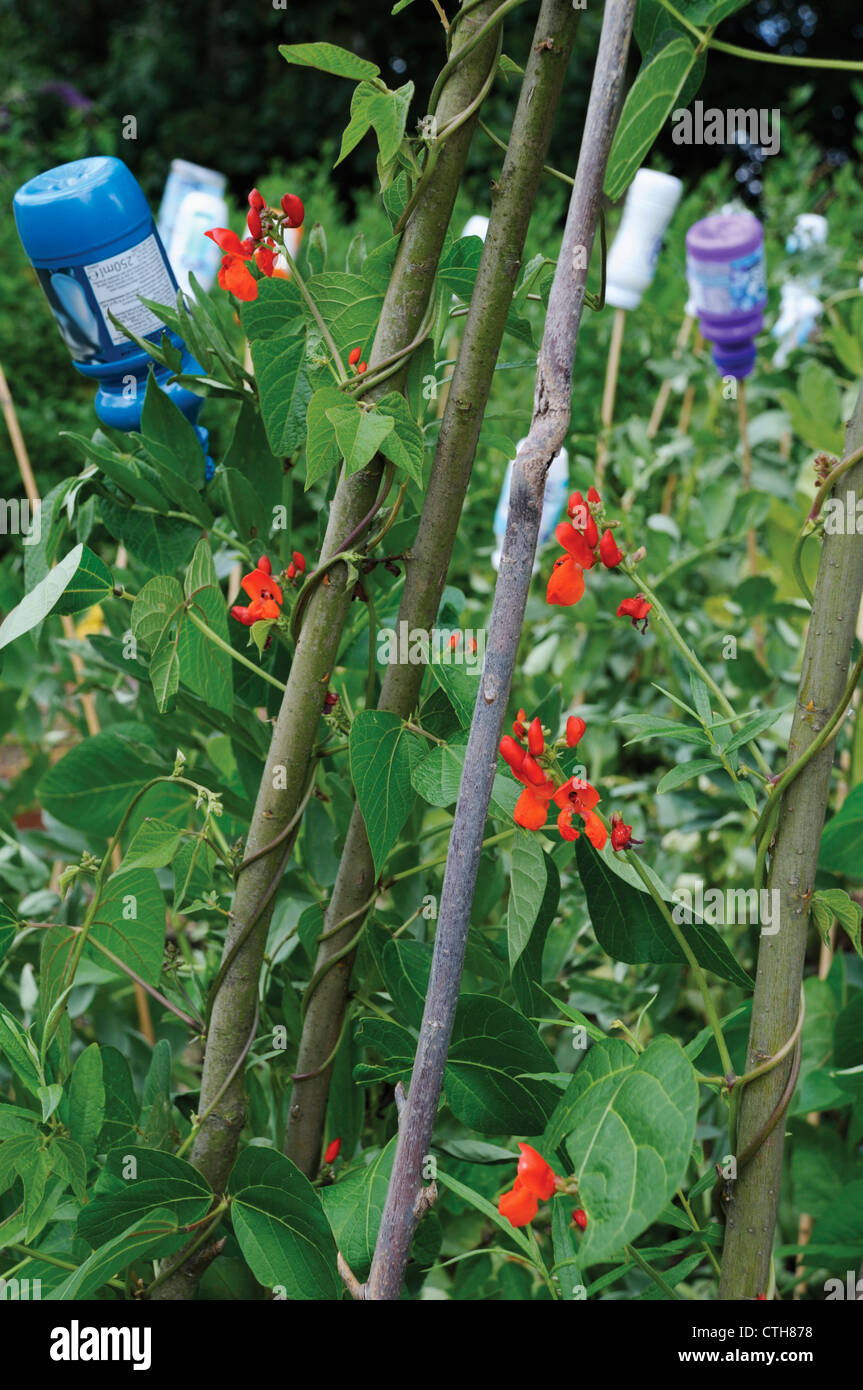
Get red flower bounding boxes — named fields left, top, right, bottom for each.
left=553, top=778, right=606, bottom=847
left=599, top=529, right=624, bottom=568
left=499, top=735, right=526, bottom=776
left=324, top=689, right=339, bottom=710
left=527, top=716, right=544, bottom=757
left=517, top=1144, right=557, bottom=1200
left=255, top=244, right=278, bottom=277
left=231, top=556, right=284, bottom=623
left=556, top=521, right=596, bottom=569
left=217, top=255, right=258, bottom=301
left=205, top=227, right=250, bottom=258
left=513, top=708, right=527, bottom=739
left=572, top=1208, right=588, bottom=1231
left=292, top=550, right=307, bottom=574
left=499, top=1181, right=539, bottom=1229
left=281, top=193, right=305, bottom=228
left=357, top=361, right=368, bottom=375
left=617, top=595, right=652, bottom=633
left=514, top=782, right=556, bottom=830
left=247, top=207, right=263, bottom=241
left=248, top=188, right=266, bottom=211
left=584, top=513, right=599, bottom=549
left=348, top=346, right=362, bottom=367
left=324, top=1137, right=341, bottom=1164
left=587, top=485, right=600, bottom=504
left=610, top=811, right=642, bottom=853
left=567, top=490, right=584, bottom=520
left=566, top=715, right=586, bottom=748
left=547, top=554, right=585, bottom=607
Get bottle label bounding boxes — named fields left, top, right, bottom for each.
left=84, top=234, right=176, bottom=346
left=687, top=246, right=766, bottom=317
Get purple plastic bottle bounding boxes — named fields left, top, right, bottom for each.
left=685, top=213, right=767, bottom=379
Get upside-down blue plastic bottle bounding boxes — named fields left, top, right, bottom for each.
left=13, top=156, right=214, bottom=479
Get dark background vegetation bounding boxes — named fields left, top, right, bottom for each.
left=3, top=0, right=861, bottom=207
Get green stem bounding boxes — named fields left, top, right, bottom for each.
left=657, top=0, right=863, bottom=70
left=185, top=607, right=287, bottom=693
left=2, top=1243, right=125, bottom=1289
left=275, top=241, right=347, bottom=383
left=625, top=1242, right=683, bottom=1300
left=627, top=562, right=773, bottom=780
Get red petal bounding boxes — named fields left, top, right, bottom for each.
left=546, top=555, right=585, bottom=607
left=499, top=1184, right=539, bottom=1228
left=555, top=522, right=596, bottom=568
left=206, top=227, right=250, bottom=258
left=514, top=787, right=551, bottom=830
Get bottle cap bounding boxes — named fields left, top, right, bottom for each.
left=14, top=157, right=153, bottom=267
left=462, top=215, right=490, bottom=242
left=168, top=159, right=227, bottom=192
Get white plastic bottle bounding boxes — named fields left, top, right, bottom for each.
left=492, top=439, right=569, bottom=571
left=605, top=169, right=684, bottom=310
left=168, top=187, right=230, bottom=294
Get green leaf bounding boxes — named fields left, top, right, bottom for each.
left=0, top=1002, right=43, bottom=1095
left=428, top=655, right=481, bottom=727
left=250, top=334, right=312, bottom=457
left=278, top=41, right=380, bottom=81
left=77, top=1146, right=212, bottom=1248
left=353, top=1016, right=416, bottom=1086
left=820, top=784, right=863, bottom=878
left=445, top=995, right=558, bottom=1135
left=544, top=1036, right=698, bottom=1263
left=376, top=391, right=425, bottom=486
left=98, top=494, right=201, bottom=574
left=723, top=705, right=788, bottom=754
left=69, top=1043, right=105, bottom=1162
left=379, top=937, right=432, bottom=1030
left=51, top=1136, right=88, bottom=1201
left=507, top=831, right=548, bottom=970
left=88, top=868, right=166, bottom=987
left=305, top=386, right=349, bottom=489
left=40, top=724, right=161, bottom=837
left=605, top=37, right=697, bottom=202
left=349, top=711, right=424, bottom=874
left=575, top=838, right=753, bottom=988
left=38, top=1084, right=64, bottom=1122
left=411, top=738, right=518, bottom=822
left=138, top=373, right=212, bottom=523
left=655, top=758, right=724, bottom=793
left=122, top=818, right=184, bottom=871
left=320, top=1139, right=395, bottom=1278
left=303, top=272, right=384, bottom=355
left=812, top=889, right=862, bottom=959
left=551, top=1193, right=585, bottom=1299
left=62, top=432, right=168, bottom=511
left=0, top=545, right=112, bottom=650
left=48, top=1209, right=183, bottom=1299
left=337, top=80, right=414, bottom=166
left=215, top=468, right=271, bottom=548
left=181, top=538, right=234, bottom=716
left=512, top=855, right=560, bottom=1018
left=228, top=1146, right=340, bottom=1299
left=325, top=401, right=395, bottom=474
left=131, top=575, right=185, bottom=712
left=52, top=546, right=114, bottom=616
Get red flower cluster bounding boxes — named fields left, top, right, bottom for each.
left=545, top=484, right=653, bottom=633
left=230, top=555, right=284, bottom=626
left=206, top=189, right=305, bottom=302
left=498, top=1144, right=561, bottom=1228
left=499, top=709, right=607, bottom=847
left=547, top=485, right=623, bottom=607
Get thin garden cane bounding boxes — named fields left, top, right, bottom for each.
left=719, top=379, right=863, bottom=1299
left=284, top=0, right=584, bottom=1181
left=146, top=0, right=508, bottom=1301
left=354, top=0, right=638, bottom=1303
